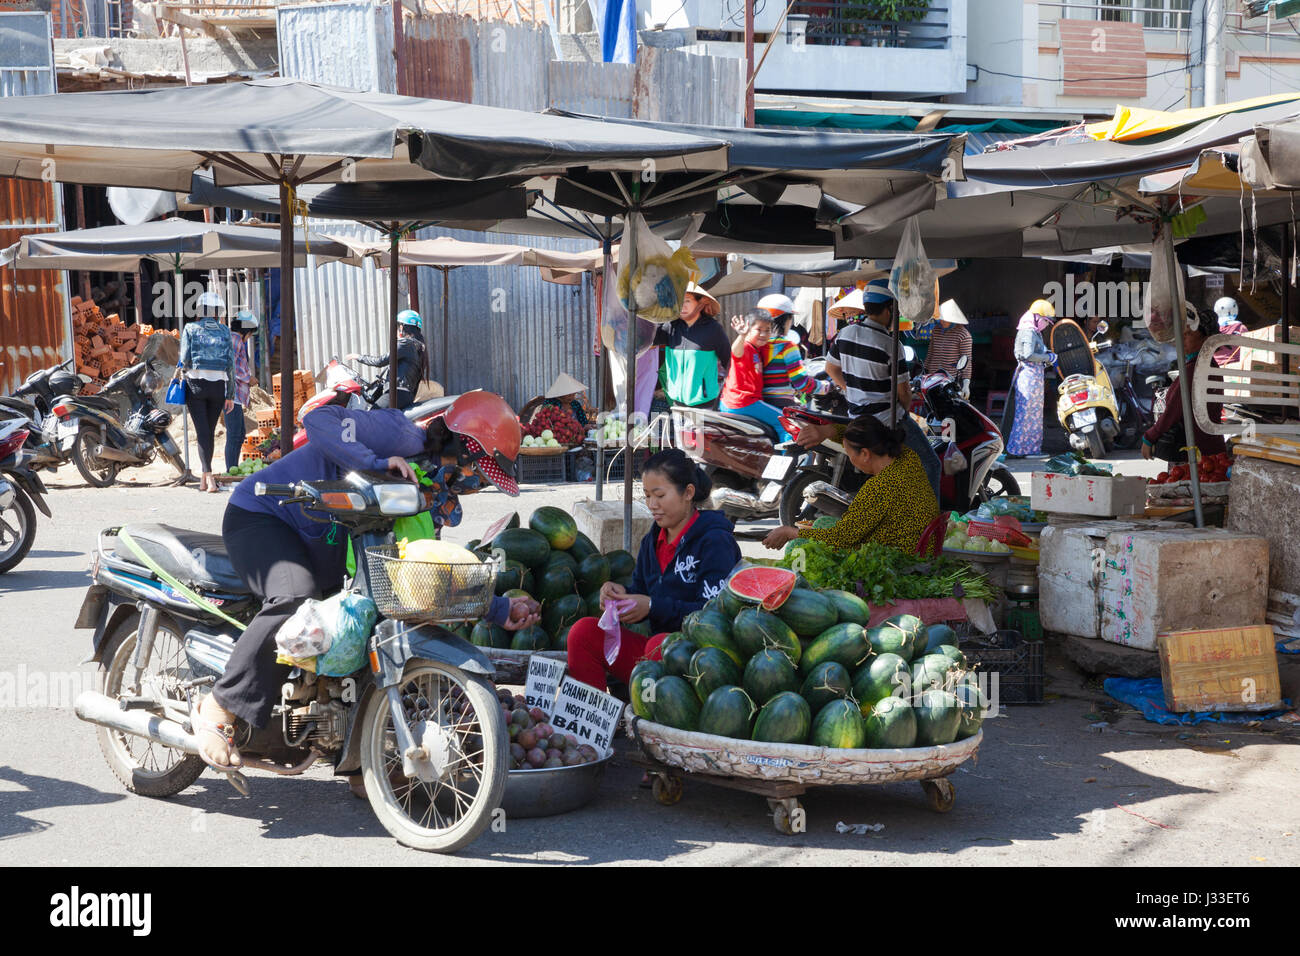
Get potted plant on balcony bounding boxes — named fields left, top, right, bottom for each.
left=861, top=0, right=931, bottom=46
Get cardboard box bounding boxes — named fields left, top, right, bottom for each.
left=1097, top=528, right=1269, bottom=651
left=1031, top=472, right=1148, bottom=518
left=1158, top=625, right=1281, bottom=713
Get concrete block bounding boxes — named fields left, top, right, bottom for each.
left=1098, top=527, right=1269, bottom=651
left=1059, top=633, right=1161, bottom=679
left=1227, top=456, right=1300, bottom=594
left=1039, top=521, right=1147, bottom=638
left=572, top=499, right=654, bottom=555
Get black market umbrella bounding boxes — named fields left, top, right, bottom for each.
left=0, top=78, right=729, bottom=448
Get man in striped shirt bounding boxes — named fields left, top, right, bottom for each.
left=924, top=299, right=973, bottom=399
left=826, top=280, right=941, bottom=498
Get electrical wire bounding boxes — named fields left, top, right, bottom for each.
left=971, top=63, right=1193, bottom=83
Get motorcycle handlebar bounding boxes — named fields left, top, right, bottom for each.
left=254, top=482, right=297, bottom=497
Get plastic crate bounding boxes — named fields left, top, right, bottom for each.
left=958, top=629, right=1045, bottom=705
left=515, top=451, right=567, bottom=485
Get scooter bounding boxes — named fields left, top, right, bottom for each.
left=51, top=359, right=187, bottom=486
left=920, top=356, right=1020, bottom=510
left=0, top=417, right=52, bottom=573
left=672, top=361, right=848, bottom=522
left=1051, top=319, right=1120, bottom=459
left=71, top=399, right=507, bottom=853
left=0, top=357, right=90, bottom=472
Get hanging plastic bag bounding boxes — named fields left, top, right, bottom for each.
left=1143, top=222, right=1183, bottom=343
left=275, top=600, right=332, bottom=661
left=275, top=591, right=377, bottom=675
left=616, top=213, right=697, bottom=323
left=889, top=218, right=937, bottom=325
left=940, top=442, right=967, bottom=476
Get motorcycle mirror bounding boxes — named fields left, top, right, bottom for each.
left=1095, top=321, right=1109, bottom=336
left=902, top=345, right=916, bottom=363
left=956, top=354, right=969, bottom=371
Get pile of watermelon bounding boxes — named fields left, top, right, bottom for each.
left=452, top=506, right=638, bottom=653
left=631, top=567, right=986, bottom=750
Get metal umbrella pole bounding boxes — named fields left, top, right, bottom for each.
left=623, top=213, right=640, bottom=552
left=278, top=180, right=298, bottom=451
left=1159, top=220, right=1205, bottom=528
left=442, top=266, right=451, bottom=392
left=388, top=226, right=400, bottom=402
left=173, top=266, right=193, bottom=482
left=595, top=223, right=612, bottom=502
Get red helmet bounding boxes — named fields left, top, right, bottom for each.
left=442, top=390, right=521, bottom=497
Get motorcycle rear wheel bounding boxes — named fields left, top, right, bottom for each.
left=0, top=484, right=36, bottom=574
left=778, top=469, right=832, bottom=527
left=361, top=661, right=506, bottom=853
left=73, top=425, right=120, bottom=488
left=1085, top=427, right=1106, bottom=460
left=978, top=465, right=1021, bottom=504
left=96, top=612, right=206, bottom=797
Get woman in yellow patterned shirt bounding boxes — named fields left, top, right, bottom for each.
left=762, top=415, right=938, bottom=554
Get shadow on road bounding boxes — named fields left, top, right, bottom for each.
left=0, top=764, right=124, bottom=840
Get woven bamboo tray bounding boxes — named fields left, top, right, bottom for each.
left=517, top=446, right=567, bottom=457
left=626, top=713, right=982, bottom=786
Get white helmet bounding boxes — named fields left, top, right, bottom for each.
left=198, top=291, right=226, bottom=315
left=757, top=293, right=796, bottom=316
left=1213, top=296, right=1238, bottom=326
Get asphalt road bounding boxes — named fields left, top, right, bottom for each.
left=3, top=456, right=1297, bottom=867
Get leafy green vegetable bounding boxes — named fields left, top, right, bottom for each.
left=779, top=539, right=997, bottom=605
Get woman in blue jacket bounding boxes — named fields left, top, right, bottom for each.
left=567, top=449, right=741, bottom=691
left=176, top=292, right=236, bottom=492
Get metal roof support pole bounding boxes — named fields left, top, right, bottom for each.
left=388, top=228, right=400, bottom=402
left=279, top=178, right=298, bottom=450
left=623, top=221, right=638, bottom=553
left=596, top=221, right=612, bottom=501
left=1160, top=221, right=1205, bottom=528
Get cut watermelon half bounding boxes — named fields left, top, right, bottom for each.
left=727, top=566, right=798, bottom=612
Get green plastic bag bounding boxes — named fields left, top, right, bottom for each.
left=345, top=464, right=438, bottom=577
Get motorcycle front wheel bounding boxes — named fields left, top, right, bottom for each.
left=361, top=661, right=506, bottom=853
left=0, top=484, right=36, bottom=573
left=73, top=425, right=119, bottom=487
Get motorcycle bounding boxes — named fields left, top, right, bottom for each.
left=51, top=359, right=187, bottom=486
left=72, top=399, right=507, bottom=852
left=0, top=357, right=89, bottom=472
left=1050, top=319, right=1120, bottom=459
left=0, top=416, right=52, bottom=573
left=672, top=359, right=850, bottom=522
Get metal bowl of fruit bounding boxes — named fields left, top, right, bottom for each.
left=496, top=689, right=610, bottom=818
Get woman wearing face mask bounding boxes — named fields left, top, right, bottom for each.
left=566, top=449, right=741, bottom=692
left=762, top=414, right=938, bottom=554
left=1004, top=299, right=1058, bottom=458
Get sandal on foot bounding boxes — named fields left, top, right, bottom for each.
left=189, top=699, right=250, bottom=796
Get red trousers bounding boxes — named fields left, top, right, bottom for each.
left=566, top=616, right=667, bottom=691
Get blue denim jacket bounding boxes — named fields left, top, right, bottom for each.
left=179, top=318, right=236, bottom=399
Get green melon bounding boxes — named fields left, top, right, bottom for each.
left=470, top=619, right=512, bottom=650
left=698, top=685, right=756, bottom=740
left=937, top=644, right=967, bottom=669
left=605, top=550, right=636, bottom=580
left=510, top=624, right=550, bottom=651
left=914, top=690, right=961, bottom=746
left=567, top=531, right=599, bottom=562
left=625, top=619, right=652, bottom=637
left=541, top=594, right=584, bottom=636
left=719, top=586, right=746, bottom=618
left=584, top=590, right=604, bottom=618
left=801, top=622, right=872, bottom=675
left=800, top=661, right=853, bottom=714
left=954, top=681, right=986, bottom=740
left=822, top=589, right=871, bottom=626
left=576, top=553, right=611, bottom=592
left=920, top=623, right=958, bottom=657
left=529, top=506, right=578, bottom=550
left=912, top=653, right=963, bottom=695
left=776, top=588, right=839, bottom=639
left=652, top=675, right=700, bottom=731
left=494, top=527, right=551, bottom=569
left=867, top=617, right=919, bottom=661
left=863, top=695, right=917, bottom=749
left=629, top=660, right=665, bottom=720
left=811, top=698, right=866, bottom=749
left=543, top=550, right=579, bottom=577
left=493, top=560, right=533, bottom=596
left=660, top=638, right=698, bottom=677
left=535, top=564, right=577, bottom=602
left=553, top=624, right=573, bottom=652
left=742, top=649, right=801, bottom=705
left=851, top=653, right=911, bottom=712
left=688, top=646, right=742, bottom=703
left=732, top=607, right=800, bottom=664
left=752, top=691, right=811, bottom=745
left=683, top=608, right=743, bottom=666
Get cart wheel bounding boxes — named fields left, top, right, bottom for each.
left=921, top=779, right=955, bottom=813
left=770, top=798, right=802, bottom=835
left=652, top=774, right=683, bottom=806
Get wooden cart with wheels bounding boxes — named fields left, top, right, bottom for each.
left=627, top=714, right=980, bottom=834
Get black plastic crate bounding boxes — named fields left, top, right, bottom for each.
left=572, top=445, right=647, bottom=484
left=958, top=629, right=1045, bottom=705
left=515, top=451, right=567, bottom=485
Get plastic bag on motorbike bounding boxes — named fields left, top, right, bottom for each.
left=1142, top=223, right=1183, bottom=344
left=274, top=591, right=377, bottom=675
left=940, top=443, right=967, bottom=476
left=889, top=218, right=937, bottom=325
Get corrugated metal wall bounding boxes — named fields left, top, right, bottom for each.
left=0, top=11, right=70, bottom=395
left=402, top=15, right=549, bottom=108
left=278, top=1, right=397, bottom=92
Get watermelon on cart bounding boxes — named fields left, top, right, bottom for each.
left=727, top=566, right=798, bottom=612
